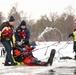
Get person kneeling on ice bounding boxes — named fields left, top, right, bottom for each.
left=15, top=20, right=30, bottom=47
left=13, top=45, right=56, bottom=66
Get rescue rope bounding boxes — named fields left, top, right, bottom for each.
left=56, top=42, right=69, bottom=58
left=32, top=41, right=60, bottom=57
left=33, top=41, right=60, bottom=52
left=40, top=42, right=70, bottom=61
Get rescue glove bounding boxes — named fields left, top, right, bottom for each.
left=32, top=46, right=36, bottom=49
left=21, top=47, right=26, bottom=52
left=17, top=41, right=22, bottom=46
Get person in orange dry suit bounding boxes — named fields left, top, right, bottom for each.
left=13, top=44, right=55, bottom=66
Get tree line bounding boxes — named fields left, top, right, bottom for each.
left=0, top=5, right=76, bottom=43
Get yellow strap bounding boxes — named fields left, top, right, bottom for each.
left=0, top=31, right=1, bottom=37
left=12, top=56, right=24, bottom=66
left=12, top=34, right=16, bottom=43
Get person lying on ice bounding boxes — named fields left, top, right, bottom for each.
left=13, top=45, right=56, bottom=66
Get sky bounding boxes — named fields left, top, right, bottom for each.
left=0, top=0, right=76, bottom=20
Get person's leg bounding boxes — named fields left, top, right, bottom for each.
left=73, top=45, right=76, bottom=59
left=2, top=40, right=17, bottom=66
left=23, top=57, right=36, bottom=66
left=23, top=56, right=46, bottom=66
left=23, top=49, right=56, bottom=66
left=74, top=52, right=76, bottom=59
left=44, top=49, right=56, bottom=66
left=2, top=40, right=14, bottom=63
left=29, top=56, right=45, bottom=66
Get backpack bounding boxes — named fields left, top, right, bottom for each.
left=0, top=22, right=9, bottom=31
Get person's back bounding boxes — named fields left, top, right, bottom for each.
left=0, top=22, right=14, bottom=41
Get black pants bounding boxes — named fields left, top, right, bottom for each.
left=73, top=45, right=76, bottom=53
left=1, top=40, right=14, bottom=63
left=73, top=42, right=76, bottom=53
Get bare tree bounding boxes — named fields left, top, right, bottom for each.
left=8, top=4, right=21, bottom=29
left=0, top=12, right=4, bottom=25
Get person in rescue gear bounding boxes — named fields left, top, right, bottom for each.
left=13, top=44, right=56, bottom=66
left=69, top=28, right=76, bottom=60
left=0, top=16, right=17, bottom=66
left=15, top=20, right=30, bottom=47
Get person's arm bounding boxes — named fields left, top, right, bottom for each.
left=23, top=28, right=30, bottom=42
left=0, top=22, right=9, bottom=41
left=69, top=33, right=73, bottom=38
left=0, top=23, right=7, bottom=40
left=0, top=26, right=9, bottom=41
left=15, top=28, right=20, bottom=41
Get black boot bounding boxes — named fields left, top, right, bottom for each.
left=4, top=62, right=11, bottom=66
left=10, top=62, right=17, bottom=66
left=74, top=55, right=76, bottom=60
left=46, top=49, right=56, bottom=66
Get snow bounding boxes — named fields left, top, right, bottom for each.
left=0, top=41, right=76, bottom=75
left=34, top=41, right=74, bottom=60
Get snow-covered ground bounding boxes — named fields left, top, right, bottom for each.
left=0, top=41, right=76, bottom=75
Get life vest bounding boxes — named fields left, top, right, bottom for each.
left=2, top=26, right=13, bottom=40
left=73, top=31, right=76, bottom=41
left=18, top=30, right=26, bottom=39
left=14, top=46, right=33, bottom=60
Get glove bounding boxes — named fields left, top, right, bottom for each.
left=21, top=47, right=26, bottom=52
left=32, top=46, right=36, bottom=49
left=21, top=39, right=25, bottom=44
left=13, top=43, right=16, bottom=48
left=17, top=41, right=22, bottom=45
left=21, top=39, right=25, bottom=43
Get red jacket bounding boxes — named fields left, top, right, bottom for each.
left=0, top=22, right=15, bottom=43
left=18, top=30, right=26, bottom=39
left=2, top=26, right=13, bottom=39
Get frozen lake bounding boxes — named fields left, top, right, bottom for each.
left=0, top=41, right=76, bottom=75
left=0, top=59, right=76, bottom=75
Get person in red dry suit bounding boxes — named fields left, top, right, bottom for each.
left=13, top=45, right=55, bottom=66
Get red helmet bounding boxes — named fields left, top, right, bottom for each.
left=74, top=28, right=76, bottom=31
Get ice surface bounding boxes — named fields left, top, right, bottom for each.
left=0, top=41, right=76, bottom=75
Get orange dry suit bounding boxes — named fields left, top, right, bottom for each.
left=13, top=45, right=47, bottom=66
